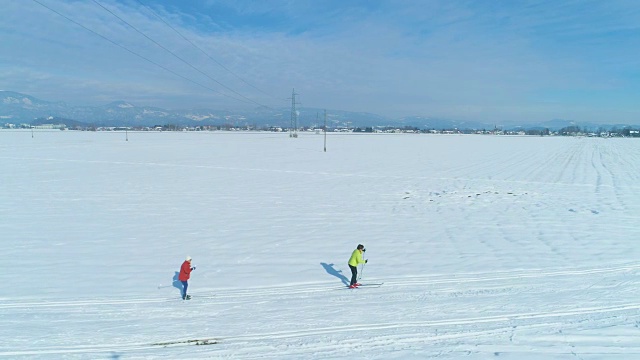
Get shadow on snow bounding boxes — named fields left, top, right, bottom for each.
left=172, top=271, right=182, bottom=294
left=320, top=262, right=349, bottom=285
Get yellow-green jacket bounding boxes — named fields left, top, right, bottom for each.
left=348, top=249, right=365, bottom=267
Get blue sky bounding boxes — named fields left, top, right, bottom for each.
left=1, top=0, right=639, bottom=124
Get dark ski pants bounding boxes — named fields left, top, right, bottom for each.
left=349, top=265, right=358, bottom=286
left=181, top=280, right=189, bottom=299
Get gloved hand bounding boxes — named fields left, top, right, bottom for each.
left=365, top=259, right=368, bottom=264
left=191, top=266, right=196, bottom=271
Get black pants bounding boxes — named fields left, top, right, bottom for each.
left=349, top=265, right=358, bottom=286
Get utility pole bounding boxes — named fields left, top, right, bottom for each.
left=289, top=88, right=299, bottom=138
left=324, top=109, right=327, bottom=152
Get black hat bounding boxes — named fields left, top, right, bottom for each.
left=357, top=244, right=365, bottom=250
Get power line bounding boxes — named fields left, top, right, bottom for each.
left=135, top=0, right=283, bottom=103
left=91, top=0, right=273, bottom=109
left=30, top=0, right=257, bottom=106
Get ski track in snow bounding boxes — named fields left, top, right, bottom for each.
left=1, top=262, right=638, bottom=310
left=2, top=262, right=640, bottom=358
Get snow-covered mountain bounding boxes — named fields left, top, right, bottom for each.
left=397, top=116, right=494, bottom=131
left=1, top=91, right=68, bottom=114
left=0, top=91, right=279, bottom=127
left=1, top=91, right=396, bottom=128
left=0, top=91, right=634, bottom=130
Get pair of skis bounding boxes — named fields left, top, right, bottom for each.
left=345, top=282, right=384, bottom=289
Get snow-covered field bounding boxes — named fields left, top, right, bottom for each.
left=2, top=131, right=640, bottom=359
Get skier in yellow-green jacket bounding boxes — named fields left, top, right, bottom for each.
left=348, top=244, right=368, bottom=288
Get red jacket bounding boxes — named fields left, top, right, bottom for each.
left=179, top=261, right=192, bottom=281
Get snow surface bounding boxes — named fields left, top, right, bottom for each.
left=1, top=131, right=640, bottom=359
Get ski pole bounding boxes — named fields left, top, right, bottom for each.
left=358, top=262, right=366, bottom=281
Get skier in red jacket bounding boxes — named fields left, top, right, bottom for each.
left=179, top=256, right=196, bottom=300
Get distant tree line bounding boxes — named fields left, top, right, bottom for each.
left=6, top=121, right=640, bottom=137
left=557, top=125, right=640, bottom=137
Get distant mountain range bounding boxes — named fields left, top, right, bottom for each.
left=0, top=91, right=635, bottom=131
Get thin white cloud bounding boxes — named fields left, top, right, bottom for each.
left=1, top=0, right=639, bottom=123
